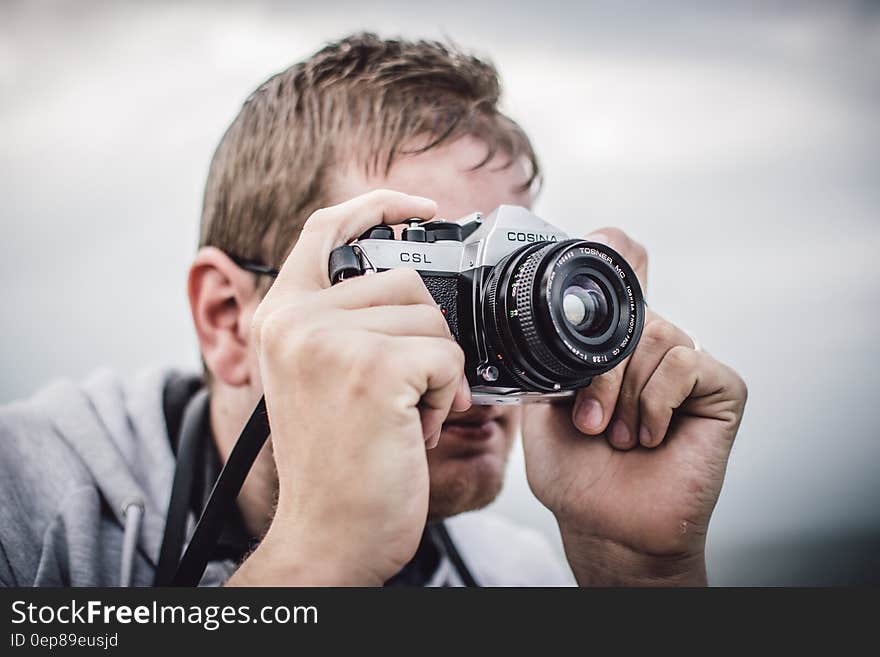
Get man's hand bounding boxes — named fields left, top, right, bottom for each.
left=522, top=228, right=747, bottom=586
left=230, top=190, right=470, bottom=586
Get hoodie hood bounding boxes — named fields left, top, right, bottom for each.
left=38, top=367, right=182, bottom=567
left=0, top=367, right=202, bottom=585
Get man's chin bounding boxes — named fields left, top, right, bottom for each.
left=426, top=450, right=508, bottom=521
left=425, top=407, right=519, bottom=521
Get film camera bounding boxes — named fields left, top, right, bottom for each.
left=329, top=206, right=645, bottom=404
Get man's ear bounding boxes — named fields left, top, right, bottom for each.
left=188, top=246, right=261, bottom=387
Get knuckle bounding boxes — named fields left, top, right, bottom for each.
left=448, top=341, right=466, bottom=368
left=639, top=390, right=666, bottom=420
left=390, top=268, right=430, bottom=296
left=730, top=369, right=748, bottom=404
left=599, top=226, right=626, bottom=243
left=303, top=206, right=331, bottom=229
left=444, top=344, right=466, bottom=379
left=406, top=303, right=447, bottom=336
left=397, top=267, right=424, bottom=286
left=644, top=319, right=681, bottom=348
left=355, top=338, right=386, bottom=369
left=346, top=342, right=386, bottom=387
left=433, top=339, right=464, bottom=372
left=631, top=239, right=648, bottom=262
left=366, top=188, right=396, bottom=202
left=666, top=344, right=696, bottom=371
left=287, top=322, right=328, bottom=362
left=259, top=309, right=335, bottom=375
left=424, top=305, right=450, bottom=335
left=596, top=227, right=647, bottom=268
left=255, top=308, right=288, bottom=354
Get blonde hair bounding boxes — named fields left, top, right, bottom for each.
left=199, top=32, right=539, bottom=269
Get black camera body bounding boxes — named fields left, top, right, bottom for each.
left=329, top=205, right=646, bottom=404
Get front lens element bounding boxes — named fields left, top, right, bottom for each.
left=561, top=275, right=611, bottom=337
left=562, top=290, right=588, bottom=325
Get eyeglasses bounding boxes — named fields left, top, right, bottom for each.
left=228, top=254, right=279, bottom=279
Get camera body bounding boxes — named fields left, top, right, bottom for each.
left=329, top=205, right=645, bottom=404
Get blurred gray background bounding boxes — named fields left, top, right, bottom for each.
left=1, top=0, right=878, bottom=585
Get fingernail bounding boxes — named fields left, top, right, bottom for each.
left=456, top=376, right=472, bottom=411
left=609, top=421, right=631, bottom=448
left=576, top=399, right=603, bottom=432
left=439, top=309, right=453, bottom=338
left=586, top=232, right=610, bottom=245
left=639, top=425, right=652, bottom=447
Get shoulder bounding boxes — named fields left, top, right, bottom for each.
left=0, top=365, right=187, bottom=518
left=445, top=510, right=574, bottom=586
left=0, top=383, right=97, bottom=584
left=0, top=381, right=94, bottom=508
left=0, top=367, right=190, bottom=585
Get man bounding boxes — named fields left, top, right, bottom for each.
left=0, top=33, right=746, bottom=587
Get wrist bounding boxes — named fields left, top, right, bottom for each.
left=559, top=526, right=707, bottom=587
left=227, top=514, right=383, bottom=587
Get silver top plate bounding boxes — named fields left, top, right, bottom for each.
left=354, top=205, right=570, bottom=273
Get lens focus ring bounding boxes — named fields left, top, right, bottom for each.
left=511, top=245, right=584, bottom=380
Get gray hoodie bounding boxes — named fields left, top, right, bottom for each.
left=0, top=368, right=572, bottom=587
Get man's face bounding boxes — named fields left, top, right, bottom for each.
left=329, top=136, right=532, bottom=518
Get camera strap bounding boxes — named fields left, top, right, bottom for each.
left=169, top=396, right=270, bottom=586
left=430, top=523, right=479, bottom=587
left=154, top=387, right=209, bottom=585
left=156, top=392, right=478, bottom=587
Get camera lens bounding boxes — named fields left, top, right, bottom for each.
left=484, top=239, right=645, bottom=393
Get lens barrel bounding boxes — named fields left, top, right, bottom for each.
left=484, top=239, right=645, bottom=392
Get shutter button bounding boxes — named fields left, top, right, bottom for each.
left=402, top=220, right=427, bottom=242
